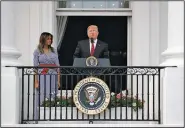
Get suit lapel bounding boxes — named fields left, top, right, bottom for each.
left=85, top=39, right=91, bottom=56
left=94, top=40, right=101, bottom=57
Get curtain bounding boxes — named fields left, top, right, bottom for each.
left=57, top=1, right=68, bottom=51
left=57, top=16, right=68, bottom=51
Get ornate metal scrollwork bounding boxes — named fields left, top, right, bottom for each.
left=22, top=67, right=159, bottom=75
left=127, top=68, right=159, bottom=75
left=24, top=68, right=35, bottom=75
left=59, top=67, right=159, bottom=75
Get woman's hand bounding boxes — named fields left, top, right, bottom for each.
left=35, top=81, right=39, bottom=89
left=58, top=82, right=60, bottom=89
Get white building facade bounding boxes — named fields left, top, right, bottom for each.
left=1, top=0, right=184, bottom=127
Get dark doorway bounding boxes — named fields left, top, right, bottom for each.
left=58, top=16, right=127, bottom=92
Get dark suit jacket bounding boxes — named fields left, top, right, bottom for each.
left=73, top=39, right=109, bottom=59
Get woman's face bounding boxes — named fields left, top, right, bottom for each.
left=45, top=36, right=52, bottom=45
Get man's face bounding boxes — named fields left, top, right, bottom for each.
left=87, top=26, right=99, bottom=39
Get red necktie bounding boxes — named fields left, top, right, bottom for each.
left=90, top=43, right=95, bottom=56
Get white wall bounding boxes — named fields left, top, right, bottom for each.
left=15, top=2, right=31, bottom=65
left=159, top=2, right=168, bottom=64
left=15, top=1, right=57, bottom=66
left=131, top=1, right=168, bottom=66
left=131, top=1, right=150, bottom=66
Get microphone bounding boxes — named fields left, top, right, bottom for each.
left=90, top=38, right=94, bottom=43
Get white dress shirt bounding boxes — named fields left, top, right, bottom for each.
left=89, top=39, right=97, bottom=53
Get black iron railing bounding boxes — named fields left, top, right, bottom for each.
left=6, top=66, right=175, bottom=124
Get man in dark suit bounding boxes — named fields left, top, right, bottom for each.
left=73, top=25, right=109, bottom=59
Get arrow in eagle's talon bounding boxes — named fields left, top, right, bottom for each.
left=95, top=97, right=101, bottom=104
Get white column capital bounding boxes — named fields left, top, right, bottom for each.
left=1, top=48, right=22, bottom=66
left=160, top=46, right=183, bottom=67
left=160, top=1, right=184, bottom=67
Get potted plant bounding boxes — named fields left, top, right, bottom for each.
left=39, top=90, right=144, bottom=120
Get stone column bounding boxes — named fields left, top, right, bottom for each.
left=160, top=1, right=184, bottom=126
left=1, top=1, right=22, bottom=125
left=160, top=1, right=184, bottom=67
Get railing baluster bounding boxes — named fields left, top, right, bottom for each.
left=158, top=69, right=161, bottom=124
left=126, top=76, right=128, bottom=120
left=27, top=74, right=30, bottom=120
left=109, top=75, right=111, bottom=119
left=120, top=75, right=123, bottom=120
left=82, top=75, right=85, bottom=120
left=142, top=75, right=144, bottom=120
left=115, top=75, right=117, bottom=119
left=49, top=74, right=52, bottom=120
left=66, top=75, right=68, bottom=119
left=98, top=75, right=100, bottom=120
left=38, top=74, right=41, bottom=120
left=104, top=75, right=106, bottom=120
left=136, top=75, right=139, bottom=120
left=147, top=75, right=149, bottom=120
left=131, top=75, right=133, bottom=120
left=21, top=68, right=24, bottom=123
left=60, top=75, right=63, bottom=120
left=33, top=74, right=35, bottom=120
left=55, top=74, right=57, bottom=120
left=153, top=74, right=155, bottom=120
left=44, top=75, right=46, bottom=120
left=71, top=75, right=73, bottom=120
left=77, top=75, right=79, bottom=120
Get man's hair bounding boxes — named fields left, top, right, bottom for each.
left=87, top=25, right=99, bottom=32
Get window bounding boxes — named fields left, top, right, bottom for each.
left=58, top=0, right=129, bottom=8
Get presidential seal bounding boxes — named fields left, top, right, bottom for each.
left=86, top=56, right=98, bottom=67
left=73, top=77, right=110, bottom=115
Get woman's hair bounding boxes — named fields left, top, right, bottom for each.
left=37, top=32, right=55, bottom=53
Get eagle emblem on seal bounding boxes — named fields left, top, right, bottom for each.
left=85, top=86, right=101, bottom=106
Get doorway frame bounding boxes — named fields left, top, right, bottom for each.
left=55, top=11, right=132, bottom=66
left=55, top=2, right=133, bottom=90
